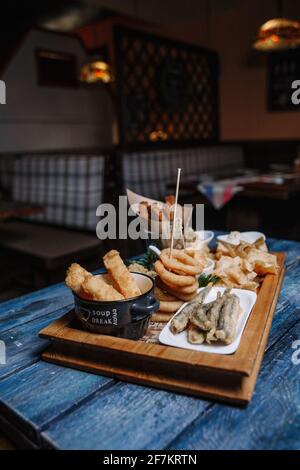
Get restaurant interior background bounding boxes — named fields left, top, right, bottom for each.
left=1, top=0, right=300, bottom=302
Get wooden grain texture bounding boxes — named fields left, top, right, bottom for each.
left=40, top=254, right=285, bottom=381
left=0, top=311, right=69, bottom=381
left=0, top=236, right=299, bottom=450
left=41, top=381, right=210, bottom=450
left=40, top=254, right=285, bottom=404
left=168, top=319, right=300, bottom=450
left=0, top=288, right=73, bottom=333
left=0, top=362, right=113, bottom=446
left=40, top=286, right=299, bottom=450
left=41, top=259, right=285, bottom=405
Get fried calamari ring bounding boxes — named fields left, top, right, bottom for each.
left=160, top=258, right=203, bottom=275
left=158, top=276, right=199, bottom=294
left=154, top=260, right=195, bottom=287
left=159, top=300, right=184, bottom=313
left=177, top=280, right=199, bottom=294
left=154, top=286, right=177, bottom=302
left=156, top=279, right=198, bottom=302
left=162, top=248, right=196, bottom=264
left=160, top=249, right=204, bottom=276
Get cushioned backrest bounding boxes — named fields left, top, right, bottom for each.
left=12, top=154, right=106, bottom=230
left=122, top=146, right=244, bottom=200
left=0, top=155, right=15, bottom=192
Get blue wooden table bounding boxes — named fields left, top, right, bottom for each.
left=0, top=237, right=300, bottom=450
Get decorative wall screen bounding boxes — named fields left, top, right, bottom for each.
left=268, top=49, right=300, bottom=111
left=114, top=27, right=219, bottom=149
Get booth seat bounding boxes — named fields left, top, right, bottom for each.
left=121, top=145, right=245, bottom=200
left=11, top=153, right=106, bottom=231
left=0, top=152, right=108, bottom=289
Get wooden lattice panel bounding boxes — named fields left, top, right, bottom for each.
left=114, top=27, right=219, bottom=149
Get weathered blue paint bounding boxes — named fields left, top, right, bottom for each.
left=0, top=310, right=68, bottom=380
left=168, top=320, right=300, bottom=450
left=42, top=382, right=210, bottom=450
left=0, top=235, right=299, bottom=450
left=0, top=362, right=114, bottom=445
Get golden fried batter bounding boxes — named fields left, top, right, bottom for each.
left=160, top=248, right=203, bottom=275
left=103, top=250, right=141, bottom=299
left=154, top=260, right=196, bottom=287
left=65, top=263, right=92, bottom=293
left=81, top=275, right=124, bottom=301
left=158, top=300, right=184, bottom=313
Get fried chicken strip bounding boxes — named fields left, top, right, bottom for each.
left=103, top=250, right=141, bottom=299
left=81, top=275, right=124, bottom=301
left=65, top=263, right=92, bottom=294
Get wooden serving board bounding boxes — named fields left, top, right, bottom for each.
left=40, top=253, right=285, bottom=405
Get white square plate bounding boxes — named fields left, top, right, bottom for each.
left=159, top=287, right=257, bottom=355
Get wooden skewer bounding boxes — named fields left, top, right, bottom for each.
left=170, top=168, right=181, bottom=259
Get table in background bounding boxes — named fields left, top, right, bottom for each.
left=0, top=200, right=43, bottom=221
left=171, top=177, right=300, bottom=240
left=0, top=235, right=300, bottom=450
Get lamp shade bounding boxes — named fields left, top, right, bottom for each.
left=253, top=17, right=300, bottom=51
left=80, top=59, right=112, bottom=84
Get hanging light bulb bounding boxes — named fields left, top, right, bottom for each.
left=80, top=58, right=113, bottom=84
left=253, top=0, right=300, bottom=51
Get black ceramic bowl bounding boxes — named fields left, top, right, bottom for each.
left=73, top=272, right=159, bottom=339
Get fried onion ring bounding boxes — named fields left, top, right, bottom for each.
left=159, top=277, right=199, bottom=293
left=156, top=278, right=198, bottom=302
left=159, top=300, right=184, bottom=313
left=160, top=255, right=202, bottom=275
left=154, top=260, right=195, bottom=287
left=154, top=286, right=177, bottom=302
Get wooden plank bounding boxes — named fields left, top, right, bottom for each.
left=0, top=362, right=114, bottom=446
left=40, top=254, right=285, bottom=379
left=168, top=318, right=300, bottom=450
left=0, top=285, right=73, bottom=333
left=40, top=302, right=298, bottom=451
left=0, top=248, right=293, bottom=448
left=0, top=241, right=296, bottom=450
left=0, top=282, right=69, bottom=315
left=41, top=259, right=284, bottom=405
left=0, top=269, right=106, bottom=334
left=40, top=255, right=285, bottom=401
left=41, top=381, right=210, bottom=450
left=0, top=311, right=69, bottom=381
left=0, top=413, right=37, bottom=449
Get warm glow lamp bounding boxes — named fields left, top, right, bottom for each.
left=253, top=1, right=300, bottom=51
left=80, top=59, right=113, bottom=84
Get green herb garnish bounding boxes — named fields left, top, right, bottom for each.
left=126, top=248, right=158, bottom=271
left=198, top=273, right=220, bottom=287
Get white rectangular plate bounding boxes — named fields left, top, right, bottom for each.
left=159, top=287, right=257, bottom=355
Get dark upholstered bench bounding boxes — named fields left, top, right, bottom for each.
left=0, top=221, right=104, bottom=289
